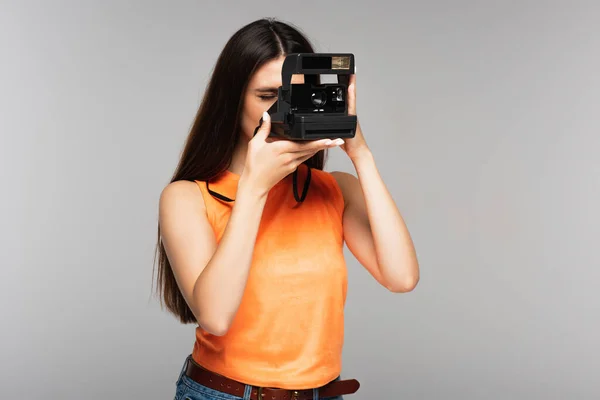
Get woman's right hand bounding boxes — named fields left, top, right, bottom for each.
left=240, top=111, right=344, bottom=197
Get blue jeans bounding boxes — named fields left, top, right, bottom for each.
left=174, top=355, right=343, bottom=400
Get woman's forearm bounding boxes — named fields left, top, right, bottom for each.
left=352, top=149, right=419, bottom=291
left=193, top=179, right=268, bottom=335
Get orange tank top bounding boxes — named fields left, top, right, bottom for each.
left=191, top=163, right=347, bottom=390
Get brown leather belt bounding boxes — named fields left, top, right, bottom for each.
left=185, top=357, right=360, bottom=400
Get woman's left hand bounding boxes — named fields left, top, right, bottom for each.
left=340, top=73, right=370, bottom=160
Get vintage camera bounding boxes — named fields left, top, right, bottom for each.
left=265, top=53, right=357, bottom=140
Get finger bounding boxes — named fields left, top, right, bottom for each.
left=289, top=140, right=344, bottom=161
left=348, top=74, right=356, bottom=116
left=293, top=147, right=326, bottom=159
left=294, top=151, right=320, bottom=166
left=253, top=111, right=272, bottom=141
left=302, top=138, right=344, bottom=151
left=277, top=138, right=344, bottom=153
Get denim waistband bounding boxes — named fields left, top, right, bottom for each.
left=175, top=354, right=342, bottom=400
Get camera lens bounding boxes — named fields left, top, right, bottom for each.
left=311, top=90, right=327, bottom=107
left=334, top=87, right=343, bottom=101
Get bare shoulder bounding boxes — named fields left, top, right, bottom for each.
left=329, top=170, right=360, bottom=193
left=159, top=180, right=206, bottom=219
left=330, top=170, right=357, bottom=185
left=329, top=170, right=364, bottom=207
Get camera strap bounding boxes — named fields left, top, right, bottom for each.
left=206, top=166, right=311, bottom=204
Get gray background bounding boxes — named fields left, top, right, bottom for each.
left=1, top=0, right=599, bottom=399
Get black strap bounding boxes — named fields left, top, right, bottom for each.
left=206, top=180, right=234, bottom=202
left=206, top=166, right=311, bottom=203
left=292, top=165, right=311, bottom=202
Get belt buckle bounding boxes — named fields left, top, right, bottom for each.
left=291, top=390, right=299, bottom=400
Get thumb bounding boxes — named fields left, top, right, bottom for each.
left=252, top=111, right=272, bottom=141
left=347, top=74, right=356, bottom=116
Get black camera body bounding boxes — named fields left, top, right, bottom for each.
left=266, top=53, right=357, bottom=140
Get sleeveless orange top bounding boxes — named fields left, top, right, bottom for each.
left=191, top=163, right=347, bottom=390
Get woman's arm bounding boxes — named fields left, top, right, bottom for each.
left=159, top=178, right=268, bottom=336
left=332, top=149, right=419, bottom=293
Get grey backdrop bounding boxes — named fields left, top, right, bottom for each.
left=2, top=0, right=599, bottom=399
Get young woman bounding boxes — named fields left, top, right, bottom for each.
left=154, top=18, right=419, bottom=400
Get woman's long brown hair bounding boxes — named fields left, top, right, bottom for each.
left=152, top=18, right=327, bottom=323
